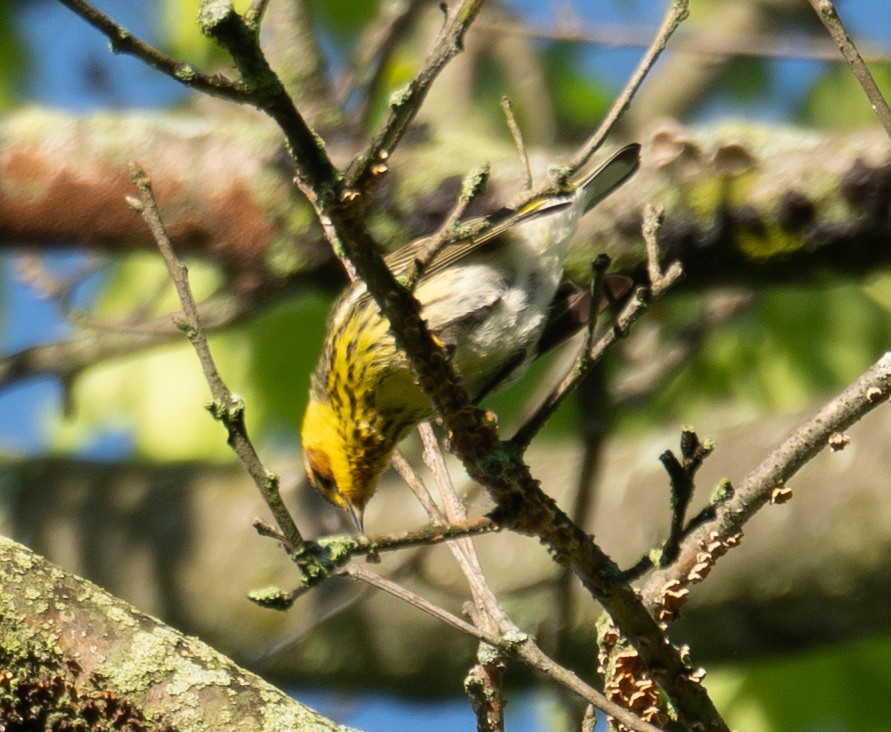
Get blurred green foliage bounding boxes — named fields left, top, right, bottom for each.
left=801, top=61, right=891, bottom=128
left=709, top=631, right=891, bottom=731
left=722, top=56, right=771, bottom=101
left=242, top=292, right=331, bottom=445
left=308, top=0, right=379, bottom=46
left=52, top=254, right=331, bottom=460
left=544, top=42, right=613, bottom=139
left=644, top=278, right=891, bottom=425
left=0, top=3, right=26, bottom=109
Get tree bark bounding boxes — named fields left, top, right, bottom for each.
left=0, top=535, right=345, bottom=731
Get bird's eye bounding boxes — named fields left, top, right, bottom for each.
left=307, top=463, right=346, bottom=509
left=311, top=468, right=336, bottom=493
left=305, top=447, right=346, bottom=509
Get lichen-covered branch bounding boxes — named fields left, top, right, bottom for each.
left=55, top=0, right=251, bottom=102
left=344, top=0, right=487, bottom=190
left=0, top=536, right=343, bottom=731
left=642, top=351, right=891, bottom=622
left=127, top=163, right=308, bottom=561
left=4, top=112, right=890, bottom=291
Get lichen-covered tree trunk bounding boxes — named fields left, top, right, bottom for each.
left=0, top=535, right=346, bottom=731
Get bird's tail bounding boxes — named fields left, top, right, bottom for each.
left=576, top=143, right=641, bottom=213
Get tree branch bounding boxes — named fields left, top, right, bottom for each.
left=0, top=536, right=341, bottom=731
left=569, top=0, right=689, bottom=171
left=127, top=163, right=307, bottom=561
left=55, top=0, right=251, bottom=102
left=642, top=351, right=891, bottom=621
left=807, top=0, right=891, bottom=139
left=345, top=0, right=487, bottom=190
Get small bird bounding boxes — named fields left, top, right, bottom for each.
left=302, top=144, right=640, bottom=531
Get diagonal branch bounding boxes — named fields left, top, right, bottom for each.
left=196, top=0, right=339, bottom=189
left=345, top=0, right=487, bottom=190
left=126, top=162, right=307, bottom=558
left=807, top=0, right=891, bottom=139
left=55, top=0, right=251, bottom=102
left=642, top=351, right=891, bottom=619
left=569, top=0, right=689, bottom=172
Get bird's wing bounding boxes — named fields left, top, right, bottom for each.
left=384, top=142, right=641, bottom=278
left=383, top=195, right=572, bottom=279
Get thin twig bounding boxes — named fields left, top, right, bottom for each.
left=347, top=563, right=492, bottom=640
left=475, top=17, right=891, bottom=64
left=660, top=429, right=713, bottom=566
left=419, top=424, right=510, bottom=730
left=391, top=448, right=447, bottom=522
left=569, top=0, right=689, bottom=172
left=126, top=163, right=305, bottom=553
left=436, top=165, right=492, bottom=240
left=348, top=555, right=662, bottom=732
left=501, top=96, right=533, bottom=190
left=345, top=0, right=487, bottom=189
left=418, top=425, right=513, bottom=633
left=516, top=641, right=663, bottom=732
left=641, top=204, right=684, bottom=298
left=643, top=204, right=666, bottom=285
left=418, top=422, right=504, bottom=612
left=353, top=515, right=498, bottom=554
left=511, top=241, right=683, bottom=451
left=421, top=424, right=469, bottom=523
left=56, top=0, right=250, bottom=102
left=435, top=2, right=689, bottom=219
left=405, top=163, right=492, bottom=285
left=807, top=0, right=891, bottom=139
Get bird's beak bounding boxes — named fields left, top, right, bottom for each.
left=347, top=501, right=365, bottom=534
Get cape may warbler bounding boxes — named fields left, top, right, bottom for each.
left=302, top=144, right=640, bottom=530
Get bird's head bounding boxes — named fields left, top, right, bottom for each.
left=301, top=396, right=391, bottom=533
